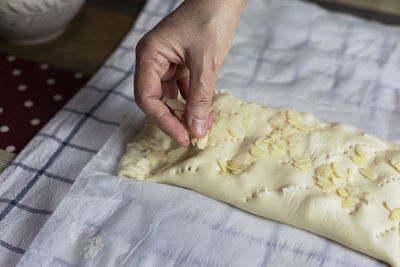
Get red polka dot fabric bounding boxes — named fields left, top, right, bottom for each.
left=0, top=53, right=89, bottom=153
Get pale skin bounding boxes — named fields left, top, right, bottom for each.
left=134, top=0, right=247, bottom=146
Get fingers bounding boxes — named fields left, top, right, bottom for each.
left=134, top=45, right=189, bottom=146
left=185, top=55, right=218, bottom=138
left=177, top=74, right=190, bottom=100
left=143, top=97, right=189, bottom=147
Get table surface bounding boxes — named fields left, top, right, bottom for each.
left=0, top=3, right=138, bottom=173
left=317, top=0, right=400, bottom=16
left=0, top=4, right=137, bottom=76
left=1, top=0, right=400, bottom=173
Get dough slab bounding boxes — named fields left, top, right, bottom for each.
left=118, top=91, right=400, bottom=266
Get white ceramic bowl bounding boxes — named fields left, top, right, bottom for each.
left=0, top=0, right=85, bottom=45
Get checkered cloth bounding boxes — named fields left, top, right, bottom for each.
left=2, top=0, right=400, bottom=266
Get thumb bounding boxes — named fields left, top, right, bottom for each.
left=185, top=58, right=217, bottom=138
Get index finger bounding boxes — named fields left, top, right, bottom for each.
left=134, top=55, right=189, bottom=146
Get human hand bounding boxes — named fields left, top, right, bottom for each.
left=134, top=0, right=247, bottom=146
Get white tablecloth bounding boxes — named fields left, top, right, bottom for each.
left=1, top=0, right=400, bottom=266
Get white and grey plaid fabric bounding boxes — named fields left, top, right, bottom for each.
left=2, top=0, right=400, bottom=266
left=0, top=1, right=181, bottom=265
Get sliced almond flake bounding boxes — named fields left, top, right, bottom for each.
left=269, top=115, right=285, bottom=128
left=271, top=132, right=281, bottom=140
left=228, top=128, right=239, bottom=139
left=276, top=124, right=287, bottom=131
left=136, top=158, right=150, bottom=168
left=133, top=172, right=147, bottom=179
left=265, top=138, right=275, bottom=144
left=294, top=161, right=312, bottom=171
left=288, top=142, right=302, bottom=150
left=227, top=153, right=251, bottom=171
left=226, top=165, right=243, bottom=174
left=294, top=123, right=315, bottom=133
left=236, top=153, right=251, bottom=163
left=287, top=119, right=301, bottom=127
left=315, top=164, right=333, bottom=178
left=390, top=158, right=400, bottom=173
left=317, top=181, right=335, bottom=191
left=256, top=138, right=274, bottom=146
left=359, top=168, right=378, bottom=180
left=127, top=142, right=145, bottom=150
left=289, top=146, right=302, bottom=157
left=129, top=166, right=148, bottom=176
left=347, top=168, right=355, bottom=182
left=276, top=140, right=288, bottom=150
left=355, top=144, right=367, bottom=157
left=332, top=177, right=344, bottom=187
left=167, top=148, right=186, bottom=160
left=389, top=208, right=400, bottom=221
left=345, top=185, right=359, bottom=195
left=217, top=158, right=227, bottom=173
left=265, top=123, right=273, bottom=133
left=255, top=139, right=269, bottom=150
left=251, top=146, right=267, bottom=158
left=351, top=155, right=366, bottom=166
left=289, top=134, right=305, bottom=144
left=241, top=116, right=256, bottom=131
left=287, top=109, right=301, bottom=120
left=146, top=151, right=167, bottom=161
left=166, top=98, right=185, bottom=111
left=317, top=176, right=331, bottom=183
left=281, top=126, right=298, bottom=137
left=332, top=162, right=347, bottom=179
left=293, top=156, right=310, bottom=165
left=270, top=144, right=285, bottom=157
left=294, top=157, right=311, bottom=167
left=191, top=134, right=208, bottom=149
left=174, top=110, right=184, bottom=122
left=342, top=196, right=360, bottom=209
left=337, top=188, right=349, bottom=198
left=177, top=92, right=186, bottom=103
left=183, top=127, right=190, bottom=141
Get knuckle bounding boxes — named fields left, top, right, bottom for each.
left=191, top=92, right=211, bottom=108
left=136, top=34, right=159, bottom=60
left=136, top=35, right=153, bottom=51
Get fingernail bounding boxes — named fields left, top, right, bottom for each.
left=191, top=119, right=207, bottom=137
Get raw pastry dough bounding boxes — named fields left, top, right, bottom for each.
left=118, top=91, right=400, bottom=266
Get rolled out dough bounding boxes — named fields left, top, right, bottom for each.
left=118, top=91, right=400, bottom=266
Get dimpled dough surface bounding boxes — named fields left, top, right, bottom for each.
left=118, top=92, right=400, bottom=266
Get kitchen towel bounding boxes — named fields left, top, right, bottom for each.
left=2, top=0, right=400, bottom=266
